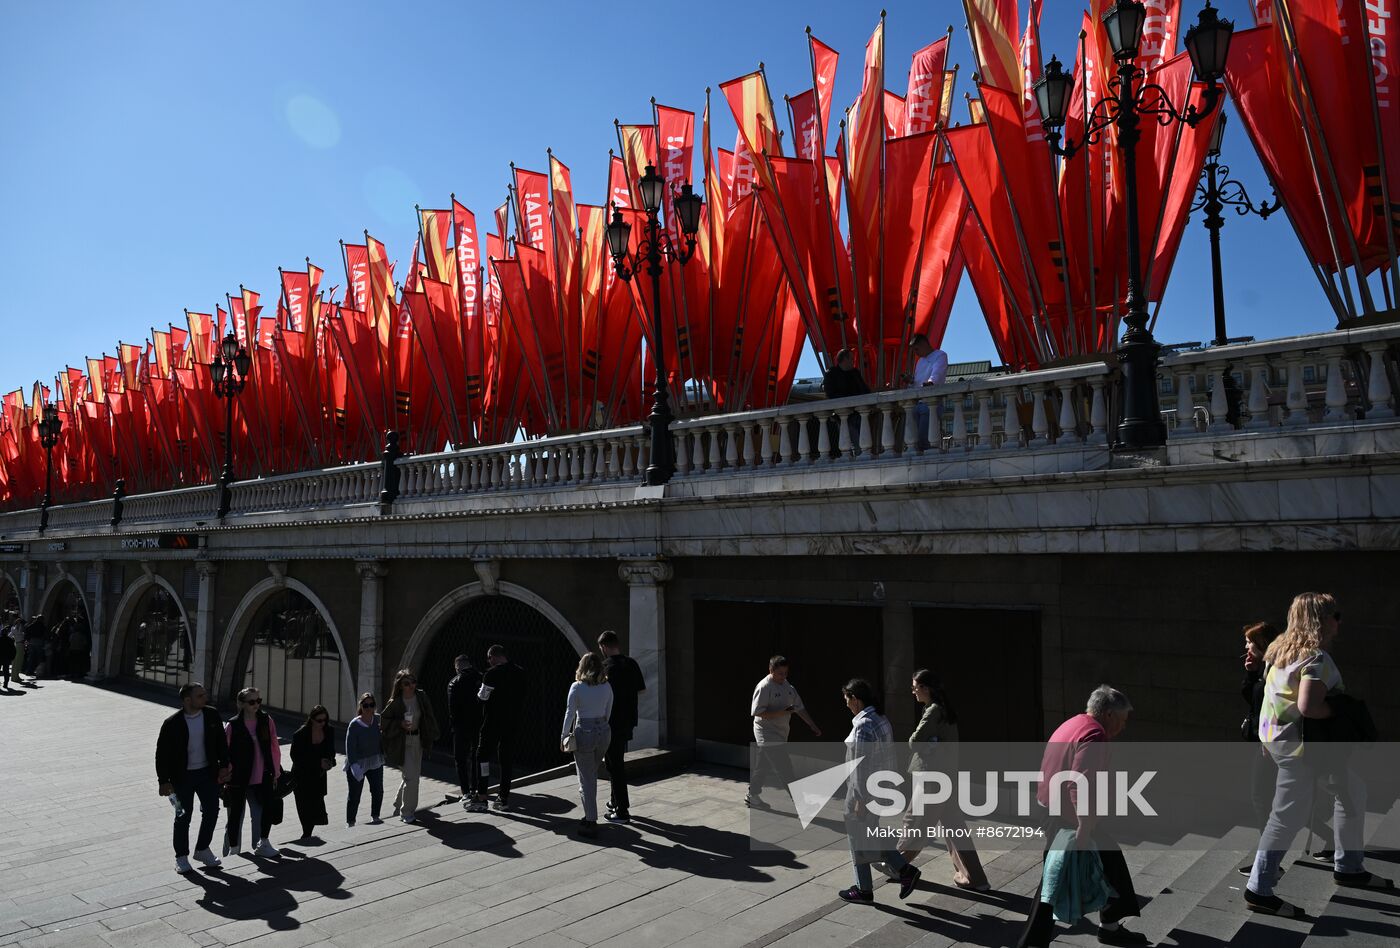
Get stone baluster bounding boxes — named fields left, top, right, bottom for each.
left=724, top=425, right=739, bottom=469
left=898, top=399, right=918, bottom=455
left=1361, top=343, right=1396, bottom=419
left=817, top=412, right=834, bottom=461
left=950, top=397, right=967, bottom=452
left=857, top=407, right=874, bottom=459
left=797, top=414, right=813, bottom=464
left=691, top=430, right=706, bottom=472
left=606, top=439, right=620, bottom=480
left=674, top=432, right=690, bottom=476
left=1029, top=385, right=1051, bottom=448
left=1086, top=380, right=1108, bottom=444
left=880, top=403, right=896, bottom=457
left=975, top=394, right=994, bottom=451
left=778, top=418, right=795, bottom=465
left=740, top=424, right=756, bottom=468
left=1284, top=355, right=1309, bottom=426
left=545, top=448, right=559, bottom=483
left=1056, top=381, right=1080, bottom=443
left=707, top=427, right=723, bottom=470
left=1206, top=362, right=1232, bottom=433
left=1323, top=349, right=1350, bottom=423
left=925, top=394, right=941, bottom=452
left=1172, top=368, right=1196, bottom=436
left=621, top=439, right=636, bottom=478
left=836, top=409, right=853, bottom=458
left=1003, top=390, right=1022, bottom=449
left=1243, top=359, right=1273, bottom=429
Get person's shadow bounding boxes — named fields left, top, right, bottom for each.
left=414, top=809, right=523, bottom=857
left=184, top=854, right=351, bottom=932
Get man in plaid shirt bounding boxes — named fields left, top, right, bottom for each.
left=840, top=678, right=922, bottom=904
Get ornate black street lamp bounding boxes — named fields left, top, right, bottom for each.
left=1035, top=0, right=1234, bottom=448
left=37, top=402, right=62, bottom=533
left=210, top=331, right=252, bottom=519
left=1192, top=113, right=1277, bottom=425
left=605, top=166, right=703, bottom=485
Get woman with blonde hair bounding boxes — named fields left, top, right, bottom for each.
left=1244, top=593, right=1392, bottom=916
left=561, top=651, right=612, bottom=838
left=381, top=669, right=440, bottom=824
left=222, top=686, right=283, bottom=858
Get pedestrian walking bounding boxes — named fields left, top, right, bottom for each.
left=1239, top=621, right=1282, bottom=875
left=475, top=644, right=526, bottom=812
left=7, top=613, right=28, bottom=686
left=1244, top=593, right=1393, bottom=916
left=598, top=630, right=645, bottom=824
left=0, top=622, right=16, bottom=691
left=1017, top=685, right=1145, bottom=947
left=746, top=655, right=821, bottom=809
left=381, top=668, right=440, bottom=824
left=447, top=654, right=485, bottom=812
left=837, top=678, right=921, bottom=905
left=222, top=686, right=283, bottom=859
left=155, top=682, right=230, bottom=874
left=345, top=692, right=385, bottom=826
left=561, top=651, right=613, bottom=838
left=894, top=669, right=990, bottom=891
left=290, top=705, right=336, bottom=842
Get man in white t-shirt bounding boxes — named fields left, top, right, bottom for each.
left=746, top=655, right=822, bottom=808
left=907, top=333, right=949, bottom=449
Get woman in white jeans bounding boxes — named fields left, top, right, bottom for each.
left=561, top=652, right=613, bottom=838
left=1245, top=592, right=1393, bottom=917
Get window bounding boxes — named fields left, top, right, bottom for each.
left=238, top=590, right=349, bottom=722
left=1159, top=378, right=1174, bottom=394
left=126, top=585, right=191, bottom=690
left=1303, top=365, right=1317, bottom=383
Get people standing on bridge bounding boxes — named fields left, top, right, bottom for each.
left=821, top=348, right=871, bottom=452
left=290, top=705, right=336, bottom=842
left=838, top=678, right=921, bottom=905
left=599, top=630, right=645, bottom=824
left=1244, top=593, right=1393, bottom=917
left=345, top=693, right=385, bottom=826
left=894, top=669, right=990, bottom=892
left=448, top=654, right=485, bottom=812
left=562, top=651, right=613, bottom=839
left=381, top=668, right=440, bottom=825
left=222, top=686, right=283, bottom=859
left=155, top=682, right=230, bottom=874
left=476, top=644, right=526, bottom=812
left=905, top=334, right=948, bottom=450
left=746, top=655, right=821, bottom=809
left=1017, top=685, right=1145, bottom=948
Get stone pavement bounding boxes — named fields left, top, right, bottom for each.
left=1, top=681, right=1397, bottom=947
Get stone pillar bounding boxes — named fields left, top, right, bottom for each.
left=20, top=560, right=34, bottom=620
left=87, top=561, right=108, bottom=682
left=194, top=561, right=218, bottom=691
left=356, top=560, right=388, bottom=699
left=618, top=557, right=673, bottom=749
left=881, top=599, right=916, bottom=738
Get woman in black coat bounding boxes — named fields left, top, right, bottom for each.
left=290, top=705, right=337, bottom=841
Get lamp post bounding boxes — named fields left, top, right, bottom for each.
left=37, top=402, right=62, bottom=533
left=1192, top=113, right=1277, bottom=426
left=1035, top=0, right=1234, bottom=449
left=210, top=331, right=253, bottom=519
left=605, top=165, right=704, bottom=486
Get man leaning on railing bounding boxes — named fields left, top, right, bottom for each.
left=905, top=334, right=948, bottom=451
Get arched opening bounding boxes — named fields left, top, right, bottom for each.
left=235, top=588, right=352, bottom=723
left=411, top=589, right=584, bottom=777
left=39, top=575, right=91, bottom=679
left=122, top=584, right=193, bottom=691
left=0, top=573, right=19, bottom=617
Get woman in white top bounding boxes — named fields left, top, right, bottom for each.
left=561, top=652, right=613, bottom=838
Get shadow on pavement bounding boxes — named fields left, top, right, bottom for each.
left=184, top=854, right=349, bottom=931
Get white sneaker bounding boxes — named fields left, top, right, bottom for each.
left=175, top=856, right=193, bottom=874
left=253, top=840, right=280, bottom=858
left=192, top=848, right=221, bottom=868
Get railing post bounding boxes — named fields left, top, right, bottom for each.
left=1057, top=381, right=1081, bottom=444
left=1172, top=368, right=1196, bottom=436
left=1206, top=361, right=1233, bottom=433
left=378, top=431, right=402, bottom=514
left=1323, top=349, right=1350, bottom=423
left=1243, top=360, right=1272, bottom=430
left=1087, top=379, right=1108, bottom=445
left=1284, top=355, right=1310, bottom=426
left=1361, top=342, right=1396, bottom=420
left=110, top=479, right=126, bottom=528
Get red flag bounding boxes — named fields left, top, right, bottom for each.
left=810, top=33, right=840, bottom=140
left=279, top=269, right=311, bottom=332
left=417, top=207, right=454, bottom=283
left=964, top=0, right=1022, bottom=91
left=656, top=105, right=695, bottom=192
left=453, top=199, right=485, bottom=405
left=342, top=242, right=370, bottom=313
left=905, top=37, right=950, bottom=135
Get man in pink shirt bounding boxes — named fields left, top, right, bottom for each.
left=1018, top=686, right=1144, bottom=948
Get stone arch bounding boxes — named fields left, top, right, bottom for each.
left=36, top=570, right=90, bottom=629
left=0, top=569, right=20, bottom=611
left=401, top=580, right=588, bottom=672
left=103, top=569, right=193, bottom=680
left=214, top=576, right=355, bottom=709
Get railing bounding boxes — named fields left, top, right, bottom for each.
left=0, top=320, right=1394, bottom=537
left=1160, top=319, right=1399, bottom=435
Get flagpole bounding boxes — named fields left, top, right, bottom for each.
left=874, top=11, right=888, bottom=388
left=1078, top=30, right=1097, bottom=355
left=701, top=92, right=720, bottom=401
left=837, top=116, right=869, bottom=377
left=807, top=28, right=852, bottom=359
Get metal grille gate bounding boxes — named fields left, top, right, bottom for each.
left=417, top=595, right=581, bottom=778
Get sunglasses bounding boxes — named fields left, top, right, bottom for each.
left=314, top=717, right=329, bottom=724
left=243, top=698, right=262, bottom=706
left=361, top=701, right=376, bottom=708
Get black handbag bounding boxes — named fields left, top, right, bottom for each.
left=265, top=783, right=285, bottom=825
left=276, top=770, right=296, bottom=798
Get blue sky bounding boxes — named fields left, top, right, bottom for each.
left=0, top=0, right=1313, bottom=394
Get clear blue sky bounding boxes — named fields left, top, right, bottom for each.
left=0, top=0, right=1315, bottom=394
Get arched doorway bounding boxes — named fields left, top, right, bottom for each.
left=234, top=588, right=352, bottom=723
left=0, top=573, right=19, bottom=618
left=39, top=576, right=90, bottom=679
left=410, top=587, right=584, bottom=777
left=122, top=584, right=193, bottom=690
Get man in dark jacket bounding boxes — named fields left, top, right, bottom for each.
left=476, top=644, right=527, bottom=811
left=448, top=654, right=485, bottom=812
left=155, top=682, right=231, bottom=874
left=598, top=630, right=646, bottom=824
